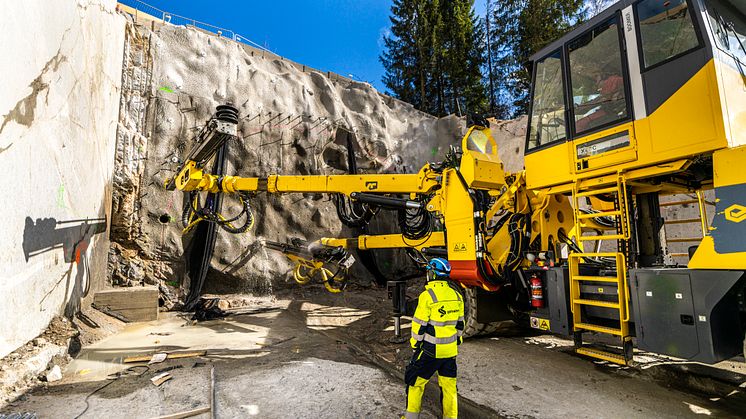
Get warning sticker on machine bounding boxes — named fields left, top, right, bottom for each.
left=529, top=317, right=551, bottom=331
left=341, top=254, right=356, bottom=269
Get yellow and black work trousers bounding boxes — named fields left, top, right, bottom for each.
left=403, top=350, right=457, bottom=419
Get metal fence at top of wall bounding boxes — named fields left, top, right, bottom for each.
left=117, top=0, right=270, bottom=52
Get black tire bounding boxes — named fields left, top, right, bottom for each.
left=462, top=287, right=503, bottom=337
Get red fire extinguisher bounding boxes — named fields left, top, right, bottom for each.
left=530, top=274, right=544, bottom=308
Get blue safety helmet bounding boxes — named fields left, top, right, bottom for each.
left=426, top=258, right=451, bottom=278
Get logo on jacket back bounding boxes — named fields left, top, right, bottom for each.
left=438, top=306, right=446, bottom=316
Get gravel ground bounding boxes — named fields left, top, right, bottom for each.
left=1, top=296, right=438, bottom=418
left=3, top=284, right=745, bottom=418
left=289, top=285, right=746, bottom=419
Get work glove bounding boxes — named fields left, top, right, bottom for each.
left=409, top=346, right=421, bottom=365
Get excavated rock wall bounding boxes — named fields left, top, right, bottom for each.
left=490, top=116, right=528, bottom=174
left=109, top=22, right=463, bottom=300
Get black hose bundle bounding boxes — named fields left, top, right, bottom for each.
left=557, top=229, right=614, bottom=268
left=334, top=194, right=377, bottom=228
left=474, top=189, right=494, bottom=214
left=182, top=191, right=255, bottom=234
left=215, top=103, right=239, bottom=124
left=397, top=202, right=432, bottom=241
left=506, top=213, right=531, bottom=271
left=490, top=213, right=531, bottom=284
left=487, top=211, right=511, bottom=236
left=405, top=248, right=430, bottom=266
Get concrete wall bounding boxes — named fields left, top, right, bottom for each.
left=0, top=0, right=126, bottom=357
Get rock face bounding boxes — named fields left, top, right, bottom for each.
left=490, top=115, right=528, bottom=174
left=109, top=21, right=463, bottom=298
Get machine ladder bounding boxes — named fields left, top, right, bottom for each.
left=569, top=176, right=633, bottom=365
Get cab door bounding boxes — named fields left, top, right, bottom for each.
left=565, top=13, right=638, bottom=175
left=524, top=49, right=573, bottom=189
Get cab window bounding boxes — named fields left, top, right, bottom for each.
left=527, top=50, right=567, bottom=151
left=636, top=0, right=700, bottom=68
left=568, top=18, right=629, bottom=136
left=705, top=0, right=746, bottom=65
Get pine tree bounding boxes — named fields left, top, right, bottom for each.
left=486, top=0, right=585, bottom=117
left=485, top=0, right=523, bottom=119
left=380, top=0, right=423, bottom=109
left=380, top=0, right=488, bottom=117
left=439, top=0, right=488, bottom=117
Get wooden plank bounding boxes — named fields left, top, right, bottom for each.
left=124, top=351, right=207, bottom=364
left=93, top=286, right=158, bottom=322
left=209, top=366, right=215, bottom=419
left=151, top=372, right=172, bottom=386
left=92, top=300, right=159, bottom=313
left=93, top=306, right=157, bottom=322
left=94, top=286, right=158, bottom=294
left=94, top=295, right=158, bottom=303
left=122, top=308, right=160, bottom=322
left=151, top=406, right=210, bottom=419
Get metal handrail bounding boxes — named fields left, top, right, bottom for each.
left=117, top=0, right=271, bottom=53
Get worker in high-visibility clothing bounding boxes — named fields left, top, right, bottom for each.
left=403, top=257, right=464, bottom=419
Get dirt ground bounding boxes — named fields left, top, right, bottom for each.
left=2, top=283, right=746, bottom=418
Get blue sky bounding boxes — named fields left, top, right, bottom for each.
left=124, top=0, right=488, bottom=92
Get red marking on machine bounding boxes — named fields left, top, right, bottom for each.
left=449, top=260, right=499, bottom=291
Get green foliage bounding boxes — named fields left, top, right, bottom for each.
left=486, top=0, right=585, bottom=117
left=380, top=0, right=487, bottom=117
left=381, top=0, right=589, bottom=119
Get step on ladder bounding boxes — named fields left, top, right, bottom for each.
left=569, top=176, right=633, bottom=365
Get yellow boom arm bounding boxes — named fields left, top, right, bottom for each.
left=320, top=232, right=445, bottom=251
left=173, top=160, right=441, bottom=196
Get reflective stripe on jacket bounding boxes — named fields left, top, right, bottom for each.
left=410, top=280, right=465, bottom=359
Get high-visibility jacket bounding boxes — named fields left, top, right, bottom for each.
left=410, top=280, right=465, bottom=359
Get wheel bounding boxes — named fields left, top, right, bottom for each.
left=462, top=287, right=503, bottom=337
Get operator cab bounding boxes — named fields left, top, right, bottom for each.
left=524, top=0, right=746, bottom=191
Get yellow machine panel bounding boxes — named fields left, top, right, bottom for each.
left=460, top=127, right=507, bottom=190
left=714, top=54, right=746, bottom=148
